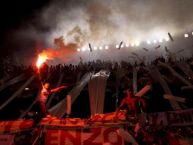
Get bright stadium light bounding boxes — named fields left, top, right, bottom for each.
left=165, top=37, right=169, bottom=41
left=131, top=43, right=135, bottom=47
left=125, top=43, right=129, bottom=47
left=81, top=48, right=86, bottom=52
left=99, top=46, right=103, bottom=50
left=77, top=48, right=81, bottom=52
left=147, top=40, right=151, bottom=44
left=192, top=32, right=193, bottom=36
left=94, top=46, right=98, bottom=50
left=135, top=43, right=140, bottom=47
left=135, top=41, right=140, bottom=46
left=121, top=44, right=124, bottom=48
left=25, top=87, right=29, bottom=90
left=184, top=34, right=189, bottom=38
left=115, top=44, right=119, bottom=49
left=105, top=45, right=109, bottom=49
left=159, top=39, right=163, bottom=43
left=153, top=40, right=157, bottom=44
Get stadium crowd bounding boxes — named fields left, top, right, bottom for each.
left=1, top=55, right=193, bottom=144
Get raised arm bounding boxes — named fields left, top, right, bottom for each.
left=116, top=98, right=126, bottom=112
left=114, top=98, right=126, bottom=118
left=50, top=85, right=68, bottom=93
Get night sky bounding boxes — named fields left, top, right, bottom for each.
left=0, top=0, right=50, bottom=57
left=0, top=0, right=193, bottom=64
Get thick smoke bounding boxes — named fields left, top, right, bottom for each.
left=44, top=0, right=193, bottom=43
left=5, top=0, right=193, bottom=64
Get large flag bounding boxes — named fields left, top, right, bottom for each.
left=0, top=135, right=14, bottom=145
left=88, top=70, right=110, bottom=115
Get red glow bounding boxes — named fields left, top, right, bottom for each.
left=36, top=54, right=48, bottom=68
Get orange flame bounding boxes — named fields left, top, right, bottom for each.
left=35, top=42, right=77, bottom=68
left=36, top=54, right=48, bottom=68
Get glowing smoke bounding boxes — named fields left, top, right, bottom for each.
left=43, top=0, right=193, bottom=44
left=37, top=36, right=78, bottom=64
left=4, top=0, right=193, bottom=64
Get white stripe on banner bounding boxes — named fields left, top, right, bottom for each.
left=88, top=70, right=110, bottom=115
left=0, top=134, right=14, bottom=145
left=45, top=127, right=124, bottom=145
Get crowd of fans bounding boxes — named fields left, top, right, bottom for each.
left=1, top=55, right=193, bottom=144
left=129, top=125, right=193, bottom=145
left=1, top=55, right=193, bottom=118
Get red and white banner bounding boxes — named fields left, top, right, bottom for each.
left=45, top=127, right=124, bottom=145
left=1, top=108, right=193, bottom=134
left=0, top=120, right=33, bottom=134
left=147, top=108, right=193, bottom=126
left=0, top=134, right=14, bottom=145
left=40, top=118, right=86, bottom=127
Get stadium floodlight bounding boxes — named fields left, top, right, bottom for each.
left=135, top=41, right=140, bottom=46
left=153, top=40, right=157, bottom=44
left=115, top=44, right=119, bottom=49
left=165, top=37, right=169, bottom=41
left=147, top=40, right=151, bottom=44
left=131, top=43, right=135, bottom=47
left=77, top=48, right=81, bottom=52
left=99, top=46, right=103, bottom=50
left=25, top=87, right=29, bottom=90
left=192, top=32, right=193, bottom=36
left=93, top=46, right=98, bottom=50
left=125, top=43, right=129, bottom=47
left=159, top=39, right=163, bottom=43
left=121, top=44, right=124, bottom=48
left=105, top=45, right=109, bottom=49
left=81, top=48, right=86, bottom=51
left=184, top=34, right=189, bottom=38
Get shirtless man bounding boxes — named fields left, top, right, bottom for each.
left=115, top=88, right=137, bottom=118
left=38, top=82, right=67, bottom=117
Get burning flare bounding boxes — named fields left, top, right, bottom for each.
left=35, top=37, right=77, bottom=67
left=36, top=54, right=48, bottom=68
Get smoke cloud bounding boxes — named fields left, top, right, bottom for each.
left=4, top=0, right=193, bottom=64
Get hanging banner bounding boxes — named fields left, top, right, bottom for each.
left=0, top=134, right=14, bottom=145
left=147, top=108, right=193, bottom=126
left=88, top=70, right=110, bottom=115
left=40, top=118, right=86, bottom=127
left=45, top=127, right=124, bottom=145
left=1, top=109, right=193, bottom=134
left=0, top=120, right=33, bottom=134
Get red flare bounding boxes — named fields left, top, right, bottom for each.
left=36, top=54, right=48, bottom=69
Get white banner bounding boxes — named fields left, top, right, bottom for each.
left=45, top=127, right=124, bottom=145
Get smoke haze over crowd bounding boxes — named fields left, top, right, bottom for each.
left=1, top=0, right=193, bottom=64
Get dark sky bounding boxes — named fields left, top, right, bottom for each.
left=0, top=0, right=50, bottom=35
left=0, top=0, right=50, bottom=55
left=0, top=0, right=193, bottom=64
